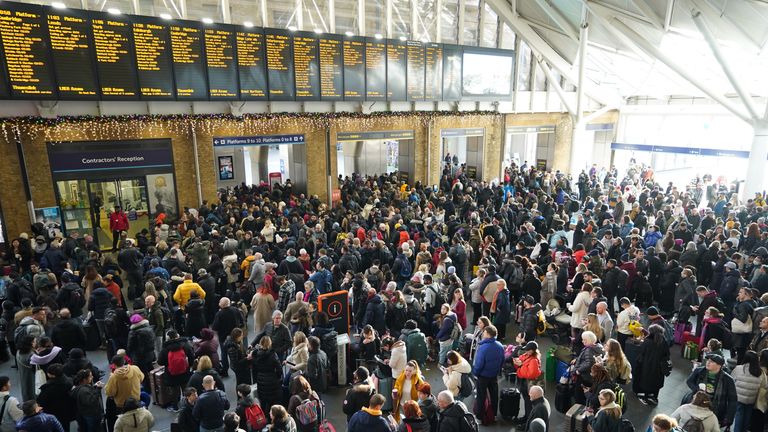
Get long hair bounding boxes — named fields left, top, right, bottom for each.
left=743, top=350, right=762, bottom=377
left=647, top=324, right=666, bottom=345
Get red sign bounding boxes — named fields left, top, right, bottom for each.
left=331, top=188, right=341, bottom=203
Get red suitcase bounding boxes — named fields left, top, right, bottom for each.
left=150, top=366, right=180, bottom=408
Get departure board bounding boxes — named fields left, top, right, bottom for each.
left=0, top=2, right=56, bottom=98
left=386, top=39, right=406, bottom=101
left=318, top=35, right=343, bottom=100
left=424, top=43, right=442, bottom=101
left=236, top=27, right=267, bottom=100
left=45, top=6, right=98, bottom=99
left=406, top=41, right=424, bottom=101
left=293, top=32, right=320, bottom=100
left=343, top=37, right=365, bottom=100
left=204, top=24, right=238, bottom=99
left=0, top=41, right=8, bottom=99
left=132, top=16, right=175, bottom=99
left=365, top=38, right=386, bottom=101
left=170, top=20, right=207, bottom=100
left=265, top=29, right=294, bottom=101
left=91, top=12, right=139, bottom=99
left=442, top=44, right=462, bottom=101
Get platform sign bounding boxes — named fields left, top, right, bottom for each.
left=213, top=134, right=305, bottom=146
left=318, top=290, right=349, bottom=334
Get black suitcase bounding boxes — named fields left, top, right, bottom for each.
left=555, top=382, right=573, bottom=413
left=499, top=387, right=520, bottom=419
left=624, top=338, right=643, bottom=369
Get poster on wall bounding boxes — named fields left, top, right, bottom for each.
left=218, top=156, right=235, bottom=180
left=146, top=174, right=178, bottom=219
left=385, top=140, right=399, bottom=173
left=34, top=207, right=63, bottom=239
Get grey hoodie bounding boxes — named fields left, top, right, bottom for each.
left=670, top=404, right=720, bottom=432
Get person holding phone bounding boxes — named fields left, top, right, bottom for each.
left=392, top=360, right=425, bottom=423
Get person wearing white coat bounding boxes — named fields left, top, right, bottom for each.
left=389, top=340, right=407, bottom=379
left=670, top=391, right=721, bottom=432
left=568, top=285, right=593, bottom=340
left=441, top=351, right=472, bottom=398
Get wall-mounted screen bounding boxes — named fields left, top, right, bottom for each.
left=462, top=49, right=514, bottom=97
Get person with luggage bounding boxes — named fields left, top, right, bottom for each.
left=471, top=325, right=504, bottom=425
left=615, top=297, right=640, bottom=349
left=571, top=331, right=604, bottom=405
left=440, top=350, right=471, bottom=399
left=669, top=391, right=721, bottom=432
left=104, top=355, right=144, bottom=415
left=587, top=389, right=622, bottom=432
left=435, top=390, right=475, bottom=432
left=157, top=330, right=195, bottom=412
left=511, top=341, right=542, bottom=427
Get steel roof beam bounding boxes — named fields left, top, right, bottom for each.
left=532, top=0, right=579, bottom=41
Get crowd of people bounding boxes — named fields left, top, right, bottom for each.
left=0, top=158, right=767, bottom=432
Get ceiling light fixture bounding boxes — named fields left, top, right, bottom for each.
left=399, top=36, right=407, bottom=41
left=345, top=31, right=354, bottom=37
left=288, top=25, right=297, bottom=31
left=51, top=2, right=67, bottom=9
left=107, top=7, right=121, bottom=14
left=160, top=13, right=172, bottom=19
left=314, top=28, right=323, bottom=34
left=202, top=17, right=214, bottom=24
left=243, top=21, right=254, bottom=28
left=374, top=33, right=383, bottom=39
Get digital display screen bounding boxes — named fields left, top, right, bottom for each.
left=170, top=20, right=207, bottom=100
left=0, top=2, right=56, bottom=98
left=386, top=39, right=407, bottom=101
left=442, top=44, right=462, bottom=101
left=319, top=35, right=343, bottom=100
left=293, top=32, right=320, bottom=100
left=90, top=11, right=139, bottom=99
left=406, top=40, right=424, bottom=101
left=46, top=6, right=98, bottom=99
left=132, top=16, right=175, bottom=99
left=365, top=38, right=386, bottom=101
left=424, top=43, right=442, bottom=101
left=343, top=37, right=365, bottom=100
left=204, top=24, right=238, bottom=99
left=462, top=49, right=514, bottom=97
left=265, top=28, right=294, bottom=101
left=236, top=27, right=267, bottom=100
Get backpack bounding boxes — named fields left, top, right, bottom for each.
left=427, top=285, right=446, bottom=309
left=366, top=272, right=381, bottom=291
left=295, top=397, right=320, bottom=427
left=681, top=417, right=705, bottom=432
left=166, top=348, right=189, bottom=376
left=69, top=286, right=85, bottom=310
left=13, top=322, right=34, bottom=347
left=398, top=257, right=412, bottom=278
left=535, top=310, right=546, bottom=335
left=103, top=309, right=120, bottom=338
left=618, top=418, right=635, bottom=432
left=511, top=265, right=524, bottom=288
left=461, top=411, right=479, bottom=432
left=406, top=331, right=428, bottom=365
left=450, top=317, right=463, bottom=341
left=614, top=384, right=627, bottom=412
left=160, top=307, right=172, bottom=330
left=457, top=372, right=475, bottom=399
left=244, top=403, right=268, bottom=431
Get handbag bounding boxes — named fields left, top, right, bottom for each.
left=34, top=366, right=46, bottom=396
left=731, top=316, right=753, bottom=334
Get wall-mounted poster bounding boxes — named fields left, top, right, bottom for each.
left=146, top=173, right=178, bottom=219
left=34, top=206, right=63, bottom=238
left=218, top=155, right=234, bottom=180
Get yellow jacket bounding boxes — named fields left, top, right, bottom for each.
left=105, top=365, right=144, bottom=408
left=241, top=256, right=256, bottom=279
left=391, top=371, right=424, bottom=422
left=173, top=280, right=206, bottom=309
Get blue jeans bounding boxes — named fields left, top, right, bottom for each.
left=733, top=402, right=753, bottom=432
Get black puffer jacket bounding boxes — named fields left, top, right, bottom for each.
left=252, top=347, right=281, bottom=409
left=88, top=287, right=115, bottom=319
left=127, top=320, right=157, bottom=365
left=521, top=304, right=542, bottom=341
left=184, top=298, right=207, bottom=338
left=186, top=369, right=226, bottom=394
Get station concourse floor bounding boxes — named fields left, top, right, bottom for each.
left=0, top=313, right=693, bottom=431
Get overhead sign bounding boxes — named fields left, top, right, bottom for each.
left=611, top=143, right=753, bottom=159
left=336, top=130, right=414, bottom=141
left=441, top=128, right=485, bottom=137
left=318, top=290, right=350, bottom=334
left=507, top=125, right=556, bottom=134
left=213, top=134, right=305, bottom=146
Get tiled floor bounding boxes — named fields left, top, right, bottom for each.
left=0, top=315, right=697, bottom=431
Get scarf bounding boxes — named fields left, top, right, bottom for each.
left=362, top=407, right=382, bottom=416
left=490, top=285, right=504, bottom=313
left=598, top=401, right=619, bottom=413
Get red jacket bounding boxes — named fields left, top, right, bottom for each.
left=110, top=211, right=129, bottom=231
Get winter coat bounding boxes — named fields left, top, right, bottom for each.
left=392, top=370, right=425, bottom=422
left=30, top=346, right=66, bottom=373
left=286, top=341, right=309, bottom=373
left=521, top=304, right=542, bottom=341
left=157, top=338, right=195, bottom=387
left=50, top=318, right=87, bottom=355
left=397, top=416, right=430, bottom=432
left=88, top=287, right=115, bottom=319
left=250, top=291, right=276, bottom=335
left=436, top=312, right=458, bottom=342
left=126, top=320, right=156, bottom=366
left=224, top=336, right=250, bottom=379
left=36, top=375, right=76, bottom=423
left=401, top=328, right=428, bottom=367
left=569, top=291, right=592, bottom=328
left=590, top=409, right=621, bottom=432
left=492, top=288, right=511, bottom=326
left=574, top=343, right=604, bottom=378
left=193, top=328, right=220, bottom=369
left=675, top=276, right=697, bottom=313
left=363, top=295, right=387, bottom=335
left=307, top=349, right=329, bottom=393
left=70, top=383, right=104, bottom=418
left=252, top=347, right=281, bottom=407
left=254, top=322, right=292, bottom=358
left=436, top=401, right=470, bottom=432
left=15, top=412, right=65, bottom=432
left=105, top=365, right=144, bottom=408
left=113, top=407, right=155, bottom=432
left=670, top=404, right=720, bottom=432
left=193, top=389, right=230, bottom=430
left=685, top=367, right=737, bottom=425
left=730, top=363, right=766, bottom=404
left=472, top=337, right=505, bottom=378
left=442, top=357, right=472, bottom=396
left=389, top=343, right=407, bottom=379
left=635, top=337, right=669, bottom=394
left=172, top=280, right=206, bottom=310
left=212, top=306, right=244, bottom=342
left=343, top=382, right=375, bottom=420
left=349, top=407, right=396, bottom=432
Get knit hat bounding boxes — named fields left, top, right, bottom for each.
left=355, top=366, right=369, bottom=381
left=129, top=314, right=143, bottom=324
left=588, top=249, right=600, bottom=257
left=706, top=354, right=725, bottom=366
left=447, top=266, right=456, bottom=275
left=646, top=306, right=659, bottom=317
left=523, top=295, right=535, bottom=305
left=724, top=261, right=737, bottom=270
left=197, top=268, right=208, bottom=276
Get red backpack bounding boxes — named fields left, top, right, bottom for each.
left=244, top=403, right=268, bottom=431
left=167, top=348, right=188, bottom=376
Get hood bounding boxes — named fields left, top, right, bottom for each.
left=369, top=295, right=383, bottom=305
left=19, top=316, right=39, bottom=327
left=449, top=358, right=472, bottom=374
left=285, top=256, right=297, bottom=263
left=686, top=404, right=717, bottom=421
left=112, top=365, right=140, bottom=379
left=201, top=328, right=215, bottom=341
left=163, top=337, right=189, bottom=352
left=130, top=320, right=151, bottom=330
left=440, top=402, right=465, bottom=418
left=30, top=346, right=62, bottom=365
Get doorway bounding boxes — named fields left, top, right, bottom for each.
left=88, top=178, right=150, bottom=249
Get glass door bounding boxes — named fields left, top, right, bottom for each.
left=87, top=178, right=150, bottom=250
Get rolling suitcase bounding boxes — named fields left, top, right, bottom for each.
left=673, top=322, right=692, bottom=345
left=623, top=338, right=642, bottom=368
left=375, top=369, right=394, bottom=412
left=555, top=382, right=572, bottom=414
left=150, top=366, right=180, bottom=408
left=499, top=387, right=521, bottom=420
left=564, top=404, right=588, bottom=432
left=473, top=393, right=495, bottom=425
